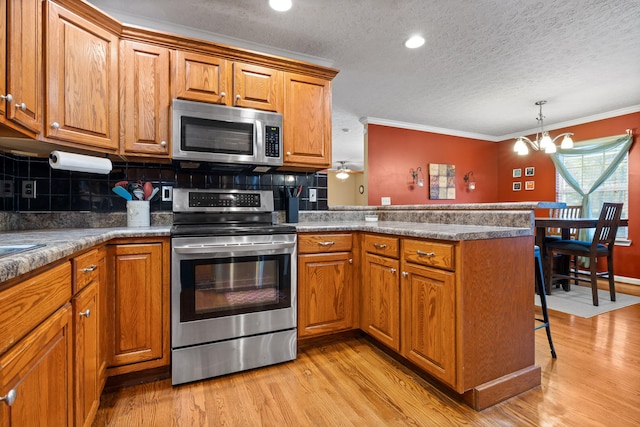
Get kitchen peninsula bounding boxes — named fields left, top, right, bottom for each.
left=0, top=202, right=549, bottom=422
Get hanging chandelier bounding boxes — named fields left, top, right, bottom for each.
left=513, top=100, right=574, bottom=155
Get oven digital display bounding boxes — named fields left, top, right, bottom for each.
left=188, top=192, right=261, bottom=208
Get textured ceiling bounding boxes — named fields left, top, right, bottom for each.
left=88, top=0, right=640, bottom=170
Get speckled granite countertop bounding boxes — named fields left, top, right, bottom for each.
left=294, top=221, right=532, bottom=240
left=0, top=227, right=171, bottom=284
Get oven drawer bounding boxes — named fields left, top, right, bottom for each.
left=298, top=233, right=352, bottom=254
left=403, top=239, right=455, bottom=271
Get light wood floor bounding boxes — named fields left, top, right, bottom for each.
left=93, top=283, right=640, bottom=427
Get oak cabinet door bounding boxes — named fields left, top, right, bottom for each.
left=0, top=305, right=72, bottom=427
left=362, top=253, right=400, bottom=351
left=45, top=1, right=118, bottom=151
left=107, top=241, right=169, bottom=375
left=173, top=50, right=229, bottom=104
left=283, top=72, right=332, bottom=169
left=121, top=40, right=171, bottom=157
left=401, top=262, right=456, bottom=387
left=2, top=0, right=42, bottom=133
left=232, top=62, right=282, bottom=112
left=298, top=252, right=353, bottom=337
left=73, top=282, right=99, bottom=427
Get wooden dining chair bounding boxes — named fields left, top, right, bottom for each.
left=546, top=203, right=623, bottom=306
left=546, top=205, right=583, bottom=240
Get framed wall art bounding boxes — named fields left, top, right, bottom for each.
left=513, top=182, right=521, bottom=191
left=525, top=180, right=535, bottom=190
left=525, top=167, right=535, bottom=176
left=512, top=168, right=522, bottom=178
left=428, top=163, right=456, bottom=199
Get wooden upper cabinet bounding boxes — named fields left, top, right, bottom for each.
left=283, top=72, right=332, bottom=169
left=121, top=40, right=171, bottom=157
left=44, top=1, right=119, bottom=151
left=1, top=0, right=42, bottom=134
left=173, top=50, right=229, bottom=104
left=232, top=62, right=282, bottom=112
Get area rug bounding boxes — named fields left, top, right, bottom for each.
left=535, top=285, right=640, bottom=318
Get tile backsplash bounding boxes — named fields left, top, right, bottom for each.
left=0, top=152, right=328, bottom=213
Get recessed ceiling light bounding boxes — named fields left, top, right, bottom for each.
left=404, top=35, right=425, bottom=49
left=269, top=0, right=292, bottom=12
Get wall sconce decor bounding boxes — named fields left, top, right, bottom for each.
left=410, top=167, right=424, bottom=187
left=463, top=171, right=476, bottom=191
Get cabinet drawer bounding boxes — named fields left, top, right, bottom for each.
left=72, top=249, right=100, bottom=293
left=0, top=262, right=72, bottom=354
left=403, top=239, right=455, bottom=271
left=364, top=234, right=399, bottom=258
left=298, top=234, right=352, bottom=254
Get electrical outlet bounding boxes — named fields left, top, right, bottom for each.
left=1, top=180, right=14, bottom=197
left=161, top=185, right=173, bottom=202
left=381, top=196, right=391, bottom=205
left=22, top=180, right=36, bottom=199
left=309, top=188, right=317, bottom=202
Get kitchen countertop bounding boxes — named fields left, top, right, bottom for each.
left=0, top=226, right=171, bottom=284
left=0, top=219, right=531, bottom=284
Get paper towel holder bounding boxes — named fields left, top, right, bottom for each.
left=49, top=150, right=113, bottom=174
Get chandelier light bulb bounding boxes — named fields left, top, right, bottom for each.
left=561, top=134, right=574, bottom=149
left=269, top=0, right=292, bottom=12
left=539, top=133, right=552, bottom=149
left=544, top=142, right=557, bottom=154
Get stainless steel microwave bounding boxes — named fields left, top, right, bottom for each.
left=172, top=99, right=283, bottom=170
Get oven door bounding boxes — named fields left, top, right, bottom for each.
left=171, top=234, right=297, bottom=349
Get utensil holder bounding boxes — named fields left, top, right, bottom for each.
left=286, top=197, right=299, bottom=223
left=127, top=200, right=150, bottom=227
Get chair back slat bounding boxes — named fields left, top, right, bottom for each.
left=593, top=203, right=623, bottom=248
left=548, top=205, right=582, bottom=238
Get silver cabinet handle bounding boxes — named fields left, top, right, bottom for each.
left=160, top=140, right=167, bottom=147
left=79, top=309, right=91, bottom=318
left=15, top=102, right=26, bottom=111
left=0, top=389, right=17, bottom=406
left=373, top=243, right=387, bottom=249
left=416, top=250, right=436, bottom=257
left=286, top=151, right=291, bottom=156
left=0, top=93, right=13, bottom=102
left=349, top=258, right=353, bottom=264
left=83, top=264, right=97, bottom=273
left=390, top=268, right=396, bottom=274
left=51, top=122, right=60, bottom=130
left=317, top=241, right=335, bottom=247
left=220, top=92, right=226, bottom=98
left=402, top=271, right=408, bottom=277
left=235, top=94, right=241, bottom=100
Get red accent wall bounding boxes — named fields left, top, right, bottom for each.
left=367, top=113, right=639, bottom=280
left=367, top=125, right=499, bottom=205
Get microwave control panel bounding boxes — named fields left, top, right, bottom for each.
left=265, top=126, right=280, bottom=158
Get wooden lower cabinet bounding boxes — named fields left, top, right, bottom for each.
left=0, top=304, right=73, bottom=427
left=362, top=252, right=400, bottom=351
left=72, top=282, right=99, bottom=427
left=107, top=239, right=170, bottom=375
left=297, top=233, right=355, bottom=338
left=298, top=251, right=353, bottom=337
left=400, top=262, right=456, bottom=387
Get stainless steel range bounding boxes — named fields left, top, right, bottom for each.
left=170, top=188, right=297, bottom=385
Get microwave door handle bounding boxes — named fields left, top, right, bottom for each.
left=255, top=120, right=262, bottom=156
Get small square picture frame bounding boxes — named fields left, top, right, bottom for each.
left=513, top=182, right=521, bottom=191
left=525, top=167, right=535, bottom=177
left=525, top=180, right=535, bottom=191
left=512, top=168, right=522, bottom=178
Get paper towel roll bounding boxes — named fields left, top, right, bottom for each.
left=49, top=151, right=112, bottom=174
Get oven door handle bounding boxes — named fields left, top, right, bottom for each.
left=173, top=241, right=296, bottom=254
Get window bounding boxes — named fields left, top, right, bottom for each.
left=556, top=150, right=628, bottom=239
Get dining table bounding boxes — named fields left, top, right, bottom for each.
left=534, top=217, right=629, bottom=293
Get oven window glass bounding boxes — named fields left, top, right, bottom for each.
left=181, top=117, right=254, bottom=155
left=180, top=254, right=291, bottom=321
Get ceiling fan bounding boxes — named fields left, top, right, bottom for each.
left=332, top=161, right=352, bottom=180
